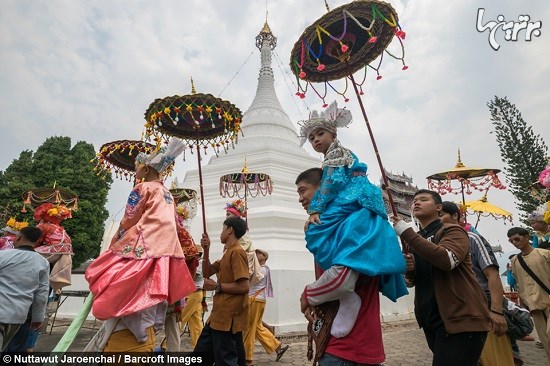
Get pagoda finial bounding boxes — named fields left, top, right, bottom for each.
left=190, top=77, right=196, bottom=94
left=324, top=0, right=330, bottom=12
left=455, top=147, right=465, bottom=168
left=261, top=20, right=272, bottom=35
left=255, top=12, right=277, bottom=51
left=241, top=159, right=249, bottom=173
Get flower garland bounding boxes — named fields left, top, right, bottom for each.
left=6, top=217, right=29, bottom=231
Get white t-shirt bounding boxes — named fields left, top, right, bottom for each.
left=248, top=266, right=268, bottom=301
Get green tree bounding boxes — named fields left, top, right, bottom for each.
left=0, top=136, right=112, bottom=267
left=488, top=96, right=548, bottom=219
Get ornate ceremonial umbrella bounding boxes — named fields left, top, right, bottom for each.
left=143, top=79, right=243, bottom=233
left=22, top=184, right=78, bottom=213
left=93, top=139, right=156, bottom=181
left=427, top=149, right=506, bottom=205
left=219, top=161, right=273, bottom=221
left=289, top=0, right=408, bottom=217
left=464, top=194, right=512, bottom=229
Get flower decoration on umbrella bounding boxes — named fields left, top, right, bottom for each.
left=143, top=79, right=244, bottom=234
left=93, top=139, right=157, bottom=181
left=289, top=0, right=408, bottom=219
left=220, top=160, right=273, bottom=221
left=427, top=149, right=506, bottom=204
left=22, top=184, right=78, bottom=213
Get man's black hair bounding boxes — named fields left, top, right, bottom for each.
left=413, top=189, right=442, bottom=205
left=223, top=217, right=248, bottom=239
left=19, top=226, right=42, bottom=243
left=507, top=227, right=530, bottom=238
left=441, top=201, right=461, bottom=222
left=295, top=168, right=323, bottom=186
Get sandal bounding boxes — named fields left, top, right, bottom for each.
left=276, top=344, right=289, bottom=361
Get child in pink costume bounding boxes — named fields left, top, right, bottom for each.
left=86, top=139, right=196, bottom=321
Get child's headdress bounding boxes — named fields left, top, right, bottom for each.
left=3, top=217, right=29, bottom=235
left=298, top=101, right=352, bottom=146
left=136, top=137, right=186, bottom=174
left=225, top=199, right=247, bottom=218
left=33, top=203, right=72, bottom=225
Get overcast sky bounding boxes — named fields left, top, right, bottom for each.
left=1, top=0, right=548, bottom=252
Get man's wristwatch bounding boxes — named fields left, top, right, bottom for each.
left=215, top=284, right=222, bottom=293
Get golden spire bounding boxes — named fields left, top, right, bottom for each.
left=241, top=159, right=249, bottom=173
left=191, top=77, right=196, bottom=94
left=261, top=20, right=272, bottom=34
left=455, top=147, right=465, bottom=168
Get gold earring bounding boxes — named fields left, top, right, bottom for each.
left=141, top=177, right=145, bottom=183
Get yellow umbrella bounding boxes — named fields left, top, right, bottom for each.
left=464, top=194, right=512, bottom=228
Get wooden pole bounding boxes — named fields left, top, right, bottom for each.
left=196, top=144, right=207, bottom=234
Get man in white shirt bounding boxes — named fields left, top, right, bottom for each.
left=0, top=226, right=49, bottom=351
left=509, top=226, right=550, bottom=363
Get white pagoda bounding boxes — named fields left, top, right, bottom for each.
left=181, top=21, right=320, bottom=332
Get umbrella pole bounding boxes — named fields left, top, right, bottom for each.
left=460, top=181, right=468, bottom=224
left=244, top=186, right=248, bottom=224
left=346, top=63, right=398, bottom=218
left=196, top=144, right=207, bottom=234
left=475, top=212, right=481, bottom=229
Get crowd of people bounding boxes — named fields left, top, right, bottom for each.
left=0, top=102, right=548, bottom=366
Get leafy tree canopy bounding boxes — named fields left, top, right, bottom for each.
left=488, top=96, right=548, bottom=220
left=0, top=136, right=112, bottom=268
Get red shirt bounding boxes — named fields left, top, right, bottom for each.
left=324, top=276, right=384, bottom=364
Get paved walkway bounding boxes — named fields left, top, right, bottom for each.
left=34, top=319, right=547, bottom=365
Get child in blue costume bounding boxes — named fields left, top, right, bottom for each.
left=300, top=101, right=407, bottom=336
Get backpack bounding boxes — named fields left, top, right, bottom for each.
left=503, top=298, right=534, bottom=340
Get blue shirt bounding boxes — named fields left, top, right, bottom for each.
left=0, top=246, right=50, bottom=324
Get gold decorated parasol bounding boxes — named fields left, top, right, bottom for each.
left=464, top=194, right=512, bottom=228
left=427, top=149, right=505, bottom=204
